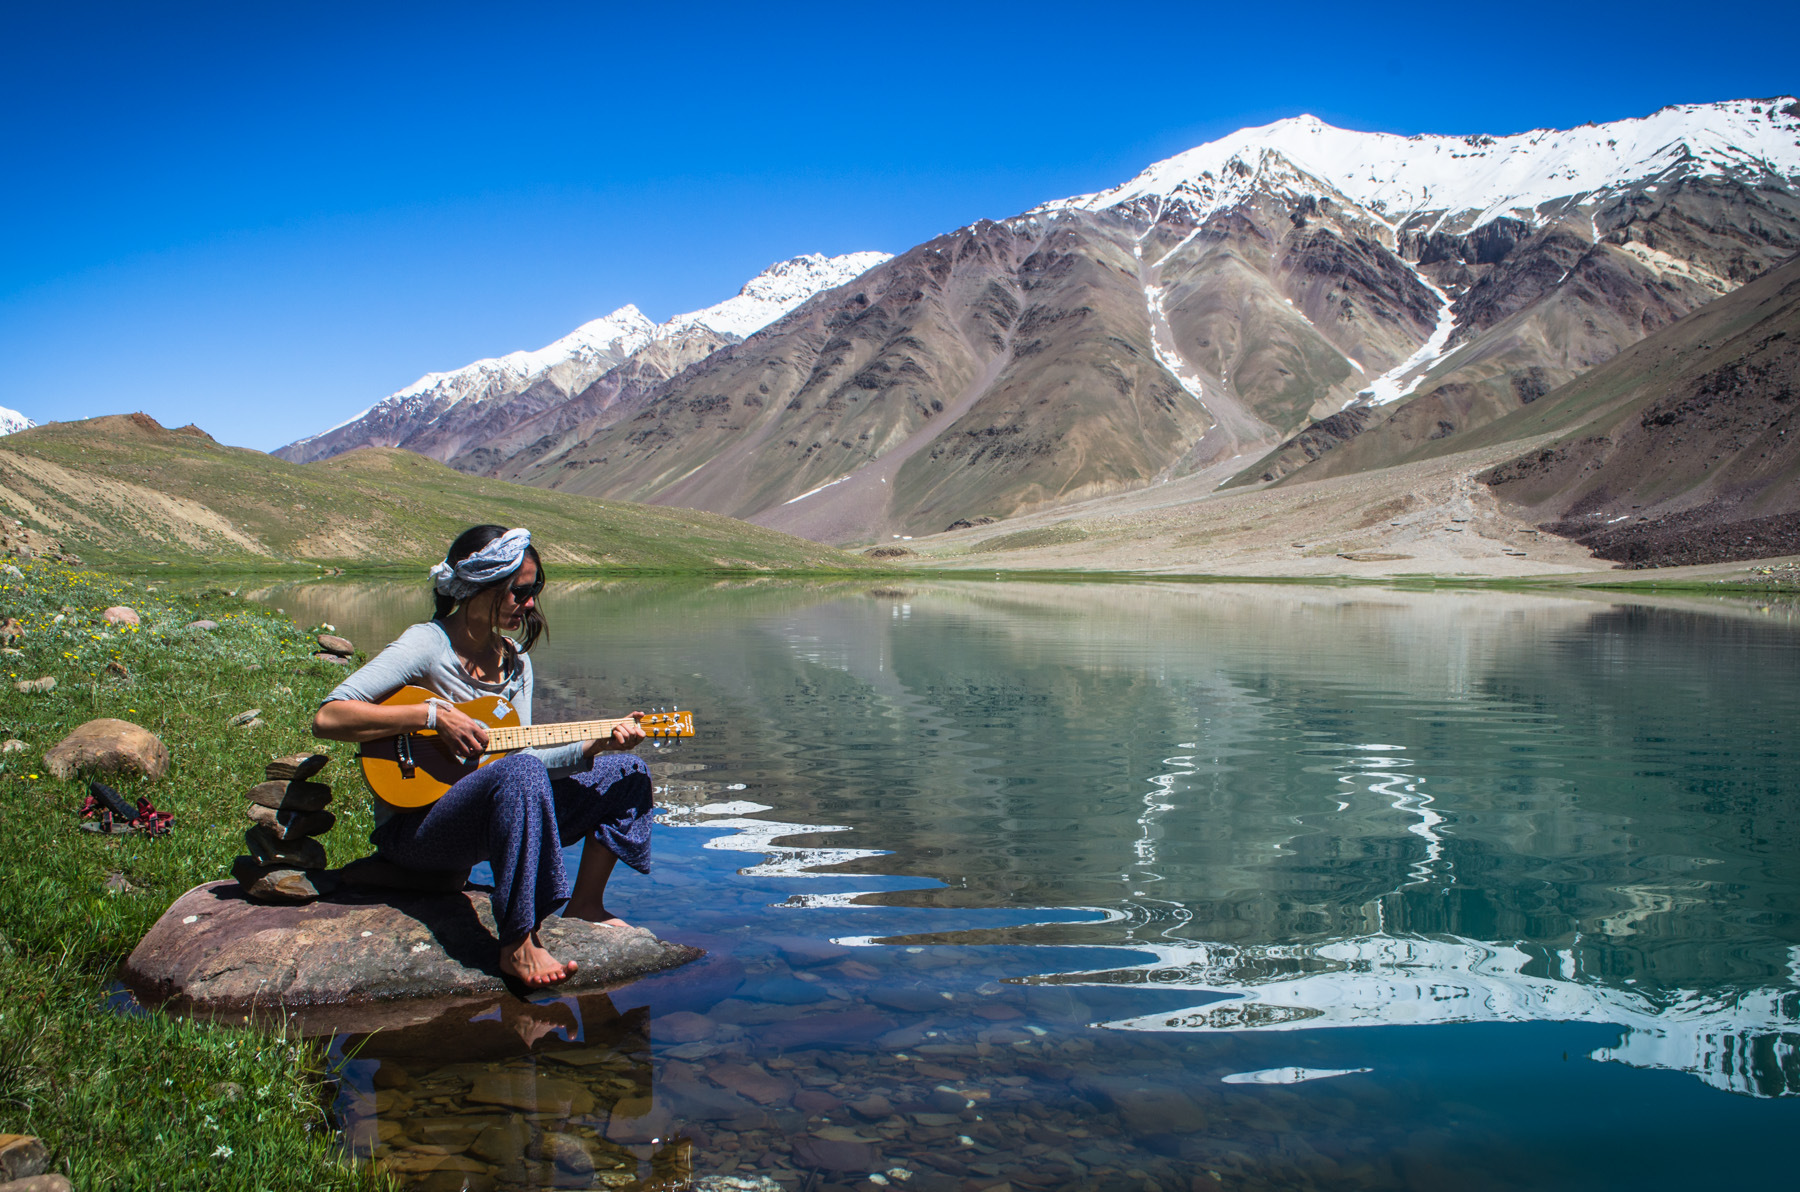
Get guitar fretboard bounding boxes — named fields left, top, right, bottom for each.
left=487, top=719, right=639, bottom=752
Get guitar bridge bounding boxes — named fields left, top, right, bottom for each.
left=396, top=733, right=417, bottom=779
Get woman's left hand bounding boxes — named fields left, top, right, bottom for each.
left=584, top=712, right=646, bottom=757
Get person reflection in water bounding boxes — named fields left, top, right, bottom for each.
left=313, top=524, right=653, bottom=988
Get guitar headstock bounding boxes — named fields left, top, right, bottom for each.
left=640, top=710, right=695, bottom=738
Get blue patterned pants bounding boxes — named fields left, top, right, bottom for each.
left=369, top=751, right=652, bottom=945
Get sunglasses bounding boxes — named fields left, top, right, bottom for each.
left=507, top=578, right=544, bottom=603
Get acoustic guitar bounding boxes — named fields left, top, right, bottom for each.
left=359, top=685, right=695, bottom=809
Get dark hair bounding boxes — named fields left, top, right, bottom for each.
left=432, top=524, right=548, bottom=653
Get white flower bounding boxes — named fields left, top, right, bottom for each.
left=211, top=1145, right=233, bottom=1160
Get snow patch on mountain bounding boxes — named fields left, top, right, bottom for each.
left=1044, top=97, right=1800, bottom=231
left=0, top=405, right=35, bottom=436
left=658, top=252, right=890, bottom=341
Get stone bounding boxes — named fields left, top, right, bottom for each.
left=708, top=1063, right=795, bottom=1106
left=656, top=1010, right=716, bottom=1043
left=120, top=881, right=703, bottom=1034
left=43, top=718, right=168, bottom=781
left=794, top=1089, right=842, bottom=1116
left=790, top=1135, right=878, bottom=1172
left=101, top=606, right=139, bottom=626
left=246, top=779, right=332, bottom=813
left=244, top=825, right=328, bottom=870
left=13, top=677, right=54, bottom=694
left=0, top=1176, right=73, bottom=1192
left=411, top=1172, right=495, bottom=1192
left=658, top=1081, right=766, bottom=1126
left=231, top=856, right=337, bottom=903
left=605, top=1101, right=674, bottom=1146
left=1, top=740, right=23, bottom=754
left=758, top=1010, right=895, bottom=1049
left=771, top=935, right=849, bottom=967
left=187, top=619, right=220, bottom=631
left=228, top=708, right=262, bottom=727
left=265, top=754, right=330, bottom=782
left=468, top=1073, right=595, bottom=1116
left=0, top=618, right=21, bottom=643
left=0, top=1135, right=48, bottom=1180
left=848, top=1095, right=894, bottom=1120
left=528, top=1132, right=595, bottom=1178
left=317, top=634, right=355, bottom=656
left=106, top=661, right=130, bottom=680
left=469, top=1120, right=532, bottom=1165
left=0, top=566, right=19, bottom=580
left=314, top=652, right=352, bottom=665
left=246, top=804, right=336, bottom=841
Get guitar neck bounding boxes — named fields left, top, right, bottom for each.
left=487, top=718, right=638, bottom=753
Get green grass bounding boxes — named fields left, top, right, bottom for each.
left=0, top=561, right=388, bottom=1191
left=0, top=415, right=876, bottom=572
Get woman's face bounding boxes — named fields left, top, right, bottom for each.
left=497, top=555, right=539, bottom=631
left=468, top=554, right=539, bottom=633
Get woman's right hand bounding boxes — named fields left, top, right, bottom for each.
left=432, top=701, right=490, bottom=758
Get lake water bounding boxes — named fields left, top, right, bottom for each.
left=247, top=577, right=1800, bottom=1192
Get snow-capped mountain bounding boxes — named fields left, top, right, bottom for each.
left=1046, top=98, right=1800, bottom=233
left=0, top=405, right=35, bottom=436
left=275, top=251, right=890, bottom=465
left=658, top=251, right=892, bottom=341
left=502, top=97, right=1800, bottom=544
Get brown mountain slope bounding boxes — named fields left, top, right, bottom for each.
left=1246, top=176, right=1800, bottom=486
left=1475, top=254, right=1800, bottom=565
left=503, top=195, right=1444, bottom=543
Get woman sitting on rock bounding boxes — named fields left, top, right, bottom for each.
left=313, top=524, right=651, bottom=988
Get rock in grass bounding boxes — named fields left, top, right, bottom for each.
left=244, top=825, right=327, bottom=870
left=265, top=754, right=330, bottom=782
left=313, top=652, right=352, bottom=666
left=246, top=803, right=336, bottom=840
left=246, top=779, right=332, bottom=813
left=0, top=1175, right=72, bottom=1192
left=43, top=718, right=169, bottom=781
left=317, top=634, right=354, bottom=656
left=187, top=619, right=219, bottom=631
left=120, top=881, right=703, bottom=1033
left=1, top=739, right=23, bottom=754
left=231, top=855, right=338, bottom=904
left=227, top=708, right=262, bottom=727
left=0, top=1134, right=48, bottom=1180
left=101, top=606, right=139, bottom=626
left=13, top=676, right=55, bottom=694
left=0, top=617, right=21, bottom=643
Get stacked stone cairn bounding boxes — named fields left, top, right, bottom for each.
left=231, top=754, right=340, bottom=903
left=315, top=632, right=354, bottom=666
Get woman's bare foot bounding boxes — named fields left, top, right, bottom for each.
left=562, top=896, right=632, bottom=929
left=498, top=931, right=577, bottom=987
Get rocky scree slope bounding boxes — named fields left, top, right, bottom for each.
left=511, top=98, right=1800, bottom=544
left=273, top=252, right=890, bottom=469
left=1477, top=253, right=1800, bottom=567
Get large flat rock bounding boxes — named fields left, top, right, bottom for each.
left=121, top=881, right=701, bottom=1035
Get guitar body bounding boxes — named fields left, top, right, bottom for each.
left=358, top=684, right=695, bottom=810
left=360, top=686, right=523, bottom=809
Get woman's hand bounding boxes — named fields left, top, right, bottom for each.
left=583, top=712, right=645, bottom=758
left=432, top=701, right=490, bottom=758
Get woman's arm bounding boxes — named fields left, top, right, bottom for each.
left=313, top=698, right=490, bottom=755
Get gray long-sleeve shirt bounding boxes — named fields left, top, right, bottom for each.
left=324, top=620, right=586, bottom=821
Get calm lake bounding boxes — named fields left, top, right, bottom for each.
left=246, top=577, right=1800, bottom=1192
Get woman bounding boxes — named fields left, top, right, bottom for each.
left=313, top=524, right=651, bottom=988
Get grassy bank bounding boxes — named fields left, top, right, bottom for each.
left=0, top=562, right=385, bottom=1191
left=0, top=414, right=876, bottom=572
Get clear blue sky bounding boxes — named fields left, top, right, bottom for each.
left=3, top=0, right=1794, bottom=451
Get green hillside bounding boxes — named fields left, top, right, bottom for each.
left=0, top=414, right=871, bottom=571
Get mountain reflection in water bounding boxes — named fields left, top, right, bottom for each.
left=247, top=577, right=1800, bottom=1188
